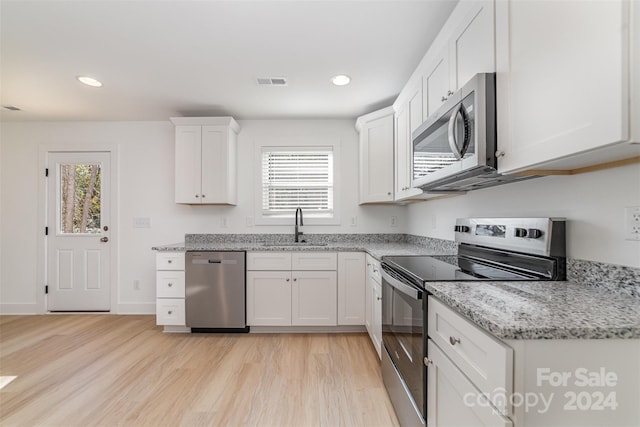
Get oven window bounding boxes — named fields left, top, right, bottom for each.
left=382, top=277, right=425, bottom=417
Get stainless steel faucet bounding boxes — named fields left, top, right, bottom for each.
left=294, top=208, right=304, bottom=242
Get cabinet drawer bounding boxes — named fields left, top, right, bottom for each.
left=291, top=252, right=337, bottom=271
left=370, top=258, right=382, bottom=283
left=428, top=339, right=513, bottom=427
left=247, top=252, right=292, bottom=270
left=156, top=271, right=185, bottom=298
left=428, top=296, right=513, bottom=415
left=156, top=298, right=185, bottom=326
left=156, top=252, right=185, bottom=270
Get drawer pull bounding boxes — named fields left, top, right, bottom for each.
left=168, top=282, right=173, bottom=287
left=168, top=310, right=173, bottom=315
left=423, top=357, right=433, bottom=366
left=168, top=260, right=172, bottom=264
left=449, top=336, right=461, bottom=346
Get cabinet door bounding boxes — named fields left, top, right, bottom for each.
left=360, top=113, right=395, bottom=203
left=292, top=271, right=337, bottom=326
left=365, top=257, right=373, bottom=334
left=337, top=252, right=365, bottom=325
left=201, top=126, right=236, bottom=204
left=174, top=126, right=202, bottom=204
left=495, top=0, right=629, bottom=173
left=372, top=279, right=382, bottom=359
left=449, top=0, right=495, bottom=91
left=247, top=271, right=292, bottom=326
left=427, top=340, right=513, bottom=427
left=394, top=105, right=411, bottom=198
left=422, top=47, right=450, bottom=120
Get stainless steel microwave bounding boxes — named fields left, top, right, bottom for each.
left=411, top=73, right=535, bottom=192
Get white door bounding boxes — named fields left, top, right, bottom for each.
left=47, top=152, right=111, bottom=311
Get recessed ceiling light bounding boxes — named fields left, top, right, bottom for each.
left=77, top=76, right=103, bottom=87
left=331, top=75, right=351, bottom=86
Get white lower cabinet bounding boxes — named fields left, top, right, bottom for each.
left=155, top=252, right=188, bottom=331
left=365, top=254, right=382, bottom=358
left=428, top=339, right=513, bottom=427
left=246, top=270, right=292, bottom=326
left=291, top=270, right=337, bottom=326
left=247, top=252, right=338, bottom=327
left=337, top=252, right=365, bottom=325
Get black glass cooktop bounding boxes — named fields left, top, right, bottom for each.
left=382, top=254, right=544, bottom=286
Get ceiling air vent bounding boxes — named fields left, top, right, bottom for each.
left=2, top=105, right=21, bottom=111
left=257, top=77, right=288, bottom=86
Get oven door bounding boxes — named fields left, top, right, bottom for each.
left=381, top=266, right=426, bottom=425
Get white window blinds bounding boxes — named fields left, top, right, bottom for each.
left=261, top=148, right=334, bottom=216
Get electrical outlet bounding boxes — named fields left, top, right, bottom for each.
left=625, top=206, right=640, bottom=241
left=389, top=216, right=398, bottom=227
left=133, top=279, right=140, bottom=290
left=133, top=217, right=151, bottom=228
left=351, top=216, right=358, bottom=227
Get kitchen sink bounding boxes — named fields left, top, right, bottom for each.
left=260, top=242, right=328, bottom=247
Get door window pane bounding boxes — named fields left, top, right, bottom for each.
left=59, top=163, right=102, bottom=234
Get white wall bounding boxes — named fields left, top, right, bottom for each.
left=407, top=162, right=640, bottom=268
left=0, top=120, right=406, bottom=313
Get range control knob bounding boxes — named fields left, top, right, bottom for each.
left=528, top=228, right=543, bottom=239
left=514, top=227, right=528, bottom=238
left=454, top=225, right=470, bottom=233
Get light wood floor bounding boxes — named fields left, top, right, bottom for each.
left=0, top=315, right=399, bottom=426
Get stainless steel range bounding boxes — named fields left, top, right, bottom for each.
left=380, top=218, right=566, bottom=426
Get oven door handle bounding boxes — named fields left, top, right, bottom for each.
left=381, top=270, right=422, bottom=300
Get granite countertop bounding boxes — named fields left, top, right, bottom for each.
left=151, top=241, right=449, bottom=260
left=152, top=235, right=640, bottom=341
left=425, top=280, right=640, bottom=340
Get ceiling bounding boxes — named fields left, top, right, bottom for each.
left=0, top=0, right=457, bottom=122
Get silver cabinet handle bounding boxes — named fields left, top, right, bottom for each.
left=449, top=336, right=461, bottom=346
left=100, top=237, right=109, bottom=242
left=447, top=90, right=454, bottom=96
left=424, top=357, right=433, bottom=366
left=168, top=310, right=173, bottom=315
left=286, top=278, right=290, bottom=282
left=495, top=150, right=505, bottom=158
left=202, top=194, right=205, bottom=198
left=293, top=278, right=297, bottom=282
left=377, top=296, right=382, bottom=301
left=168, top=260, right=172, bottom=264
left=168, top=283, right=173, bottom=287
left=195, top=194, right=199, bottom=198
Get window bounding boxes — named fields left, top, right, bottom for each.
left=261, top=147, right=333, bottom=217
left=254, top=140, right=340, bottom=226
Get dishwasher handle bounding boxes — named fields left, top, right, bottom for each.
left=191, top=259, right=238, bottom=265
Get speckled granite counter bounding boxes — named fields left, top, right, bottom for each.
left=152, top=233, right=640, bottom=341
left=151, top=233, right=457, bottom=260
left=425, top=280, right=640, bottom=340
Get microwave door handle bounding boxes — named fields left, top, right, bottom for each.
left=447, top=104, right=465, bottom=160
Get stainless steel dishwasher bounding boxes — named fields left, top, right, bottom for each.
left=185, top=251, right=248, bottom=333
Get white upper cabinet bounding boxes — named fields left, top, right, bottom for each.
left=422, top=46, right=451, bottom=120
left=356, top=107, right=395, bottom=204
left=449, top=0, right=495, bottom=93
left=495, top=0, right=639, bottom=173
left=421, top=0, right=495, bottom=121
left=171, top=117, right=240, bottom=204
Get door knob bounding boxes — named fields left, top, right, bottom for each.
left=100, top=237, right=109, bottom=243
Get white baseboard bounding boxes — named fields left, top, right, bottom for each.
left=249, top=325, right=366, bottom=334
left=0, top=303, right=40, bottom=314
left=115, top=303, right=156, bottom=315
